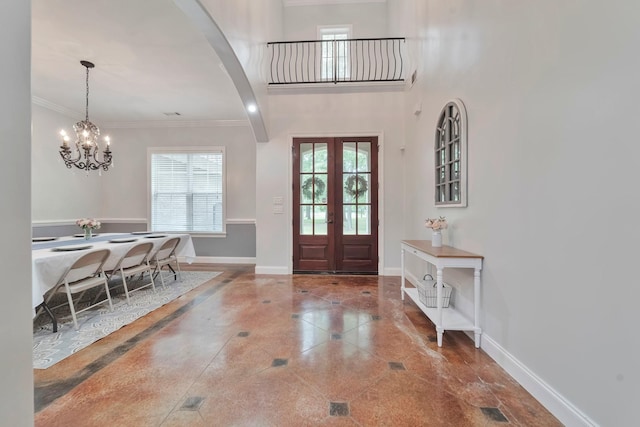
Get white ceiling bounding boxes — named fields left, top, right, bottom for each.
left=32, top=0, right=248, bottom=124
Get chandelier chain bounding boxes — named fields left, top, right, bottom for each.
left=85, top=65, right=90, bottom=121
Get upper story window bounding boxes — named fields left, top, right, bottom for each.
left=149, top=147, right=226, bottom=234
left=318, top=25, right=352, bottom=81
left=435, top=99, right=468, bottom=207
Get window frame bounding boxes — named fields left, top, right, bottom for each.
left=317, top=25, right=352, bottom=82
left=147, top=146, right=227, bottom=236
left=434, top=99, right=468, bottom=207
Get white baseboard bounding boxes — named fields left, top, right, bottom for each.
left=382, top=267, right=402, bottom=276
left=182, top=256, right=255, bottom=265
left=480, top=334, right=597, bottom=427
left=402, top=268, right=595, bottom=426
left=254, top=265, right=289, bottom=275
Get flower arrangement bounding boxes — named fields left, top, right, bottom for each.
left=424, top=216, right=448, bottom=231
left=76, top=218, right=101, bottom=230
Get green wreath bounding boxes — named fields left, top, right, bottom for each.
left=301, top=176, right=326, bottom=200
left=344, top=174, right=368, bottom=200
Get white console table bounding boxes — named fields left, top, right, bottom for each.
left=401, top=240, right=484, bottom=348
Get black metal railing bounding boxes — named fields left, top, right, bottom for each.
left=267, top=37, right=406, bottom=85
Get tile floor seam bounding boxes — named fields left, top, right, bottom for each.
left=164, top=332, right=236, bottom=421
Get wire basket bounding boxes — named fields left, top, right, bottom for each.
left=416, top=274, right=452, bottom=308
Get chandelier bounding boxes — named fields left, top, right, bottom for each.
left=59, top=60, right=112, bottom=172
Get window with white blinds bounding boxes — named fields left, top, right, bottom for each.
left=149, top=148, right=225, bottom=233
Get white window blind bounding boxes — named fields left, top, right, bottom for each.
left=150, top=149, right=225, bottom=233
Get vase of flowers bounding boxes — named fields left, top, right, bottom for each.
left=425, top=216, right=448, bottom=247
left=76, top=218, right=101, bottom=240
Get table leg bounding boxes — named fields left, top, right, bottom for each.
left=474, top=268, right=481, bottom=348
left=400, top=248, right=405, bottom=301
left=436, top=267, right=444, bottom=347
left=37, top=301, right=57, bottom=333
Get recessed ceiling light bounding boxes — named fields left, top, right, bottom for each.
left=247, top=103, right=257, bottom=113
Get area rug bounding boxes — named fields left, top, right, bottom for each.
left=33, top=271, right=221, bottom=369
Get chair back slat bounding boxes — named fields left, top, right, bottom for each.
left=153, top=237, right=180, bottom=261
left=60, top=249, right=110, bottom=284
left=119, top=242, right=154, bottom=269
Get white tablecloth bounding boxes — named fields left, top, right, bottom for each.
left=31, top=233, right=196, bottom=310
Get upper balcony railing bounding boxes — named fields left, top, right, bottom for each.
left=267, top=37, right=406, bottom=85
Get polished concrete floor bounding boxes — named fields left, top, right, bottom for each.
left=34, top=264, right=561, bottom=426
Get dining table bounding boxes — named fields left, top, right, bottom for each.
left=31, top=232, right=196, bottom=319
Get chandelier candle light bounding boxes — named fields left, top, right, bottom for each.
left=425, top=216, right=448, bottom=247
left=59, top=60, right=113, bottom=172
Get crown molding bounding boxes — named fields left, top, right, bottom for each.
left=283, top=0, right=385, bottom=6
left=100, top=119, right=251, bottom=129
left=32, top=96, right=81, bottom=119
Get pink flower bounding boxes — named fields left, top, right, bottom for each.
left=424, top=216, right=448, bottom=231
left=76, top=218, right=101, bottom=230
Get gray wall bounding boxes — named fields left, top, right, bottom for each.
left=1, top=1, right=34, bottom=425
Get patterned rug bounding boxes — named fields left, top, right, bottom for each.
left=33, top=271, right=221, bottom=369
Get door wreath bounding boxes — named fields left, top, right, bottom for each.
left=301, top=176, right=326, bottom=200
left=344, top=174, right=368, bottom=200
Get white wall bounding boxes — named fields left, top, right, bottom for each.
left=397, top=0, right=640, bottom=425
left=256, top=90, right=405, bottom=273
left=200, top=0, right=284, bottom=131
left=283, top=2, right=388, bottom=39
left=100, top=124, right=256, bottom=221
left=32, top=104, right=105, bottom=222
left=0, top=0, right=33, bottom=425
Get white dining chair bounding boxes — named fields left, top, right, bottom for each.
left=104, top=242, right=156, bottom=305
left=150, top=237, right=182, bottom=288
left=44, top=248, right=113, bottom=331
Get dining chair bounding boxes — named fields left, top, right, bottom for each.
left=105, top=242, right=156, bottom=305
left=43, top=248, right=113, bottom=331
left=150, top=237, right=182, bottom=288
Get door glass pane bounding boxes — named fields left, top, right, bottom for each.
left=343, top=173, right=356, bottom=203
left=343, top=205, right=356, bottom=235
left=357, top=142, right=371, bottom=172
left=452, top=161, right=460, bottom=180
left=300, top=143, right=313, bottom=172
left=314, top=174, right=328, bottom=203
left=300, top=174, right=314, bottom=204
left=358, top=205, right=370, bottom=235
left=356, top=173, right=370, bottom=203
left=343, top=142, right=357, bottom=172
left=300, top=206, right=313, bottom=235
left=314, top=205, right=327, bottom=235
left=314, top=143, right=328, bottom=172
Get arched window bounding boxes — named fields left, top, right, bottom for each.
left=435, top=99, right=467, bottom=207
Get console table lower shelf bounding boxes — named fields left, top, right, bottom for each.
left=403, top=287, right=476, bottom=335
left=400, top=240, right=484, bottom=348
